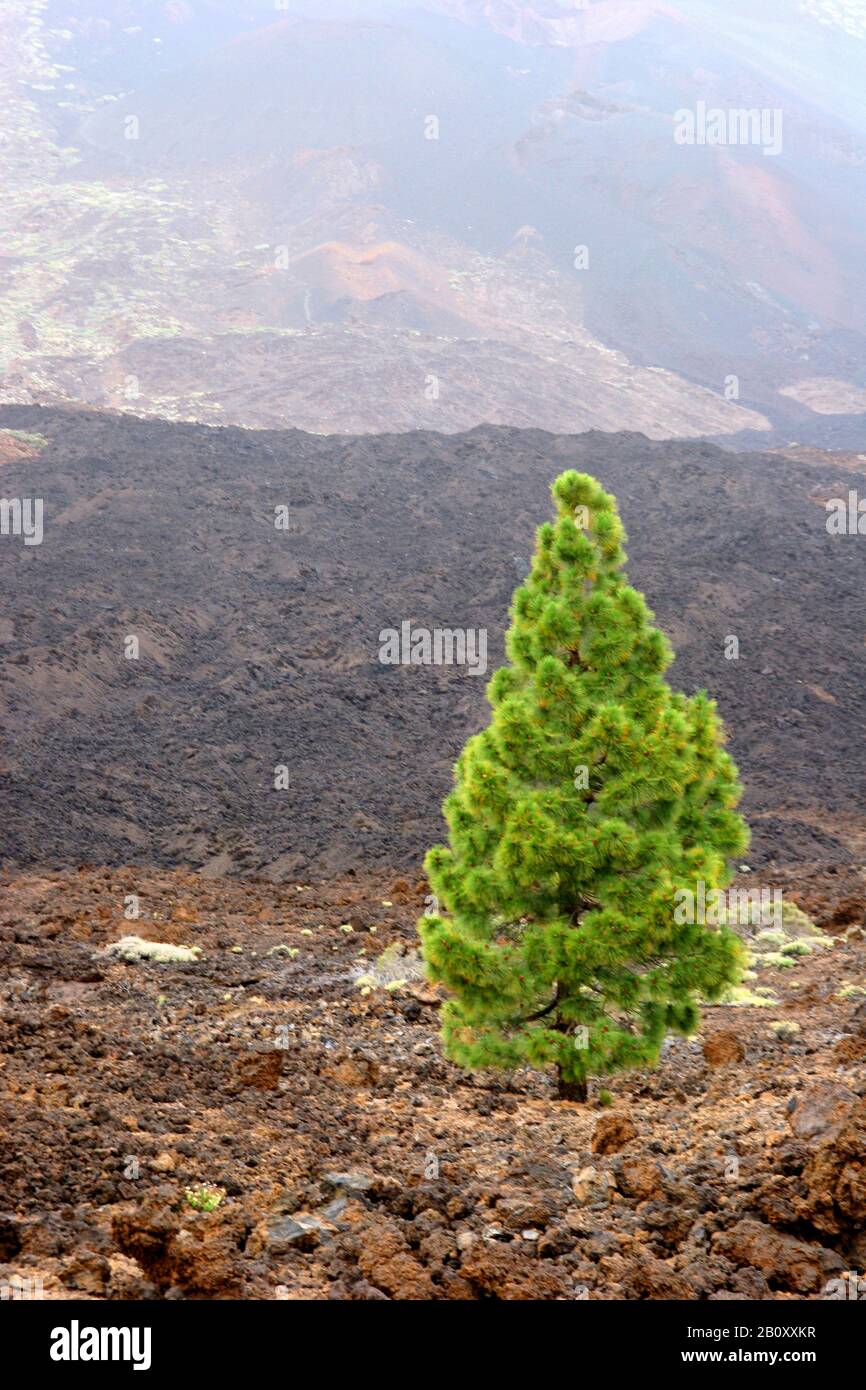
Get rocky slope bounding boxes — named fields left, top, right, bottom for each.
left=2, top=1, right=866, bottom=441
left=1, top=406, right=865, bottom=878
left=0, top=863, right=863, bottom=1301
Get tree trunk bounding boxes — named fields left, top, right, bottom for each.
left=556, top=1069, right=588, bottom=1103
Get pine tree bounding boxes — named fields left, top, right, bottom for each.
left=419, top=470, right=749, bottom=1101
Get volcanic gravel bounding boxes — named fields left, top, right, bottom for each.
left=0, top=404, right=864, bottom=878
left=0, top=864, right=863, bottom=1301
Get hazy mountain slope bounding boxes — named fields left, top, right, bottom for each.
left=2, top=1, right=864, bottom=440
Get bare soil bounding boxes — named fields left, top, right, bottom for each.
left=0, top=863, right=864, bottom=1301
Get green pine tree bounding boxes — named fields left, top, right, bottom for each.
left=419, top=470, right=749, bottom=1102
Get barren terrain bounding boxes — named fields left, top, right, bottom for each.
left=2, top=1, right=866, bottom=443
left=3, top=0, right=866, bottom=1321
left=2, top=406, right=865, bottom=878
left=0, top=863, right=864, bottom=1301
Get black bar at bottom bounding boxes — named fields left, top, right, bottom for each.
left=2, top=1295, right=857, bottom=1377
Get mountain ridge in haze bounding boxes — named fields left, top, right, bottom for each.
left=2, top=1, right=864, bottom=442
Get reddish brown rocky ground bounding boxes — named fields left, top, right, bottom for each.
left=0, top=864, right=864, bottom=1301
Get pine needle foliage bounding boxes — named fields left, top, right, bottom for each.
left=419, top=471, right=749, bottom=1100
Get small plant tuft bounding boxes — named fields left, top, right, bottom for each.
left=184, top=1184, right=225, bottom=1213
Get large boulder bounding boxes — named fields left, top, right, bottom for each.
left=713, top=1219, right=843, bottom=1295
left=801, top=1096, right=866, bottom=1235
